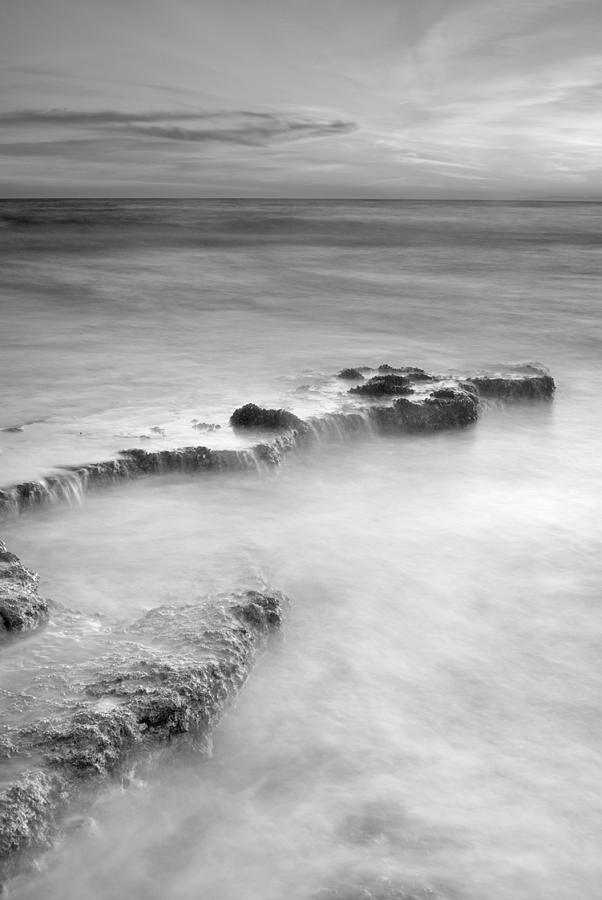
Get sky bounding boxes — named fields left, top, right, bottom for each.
left=1, top=0, right=601, bottom=198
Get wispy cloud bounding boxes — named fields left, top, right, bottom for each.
left=0, top=108, right=357, bottom=147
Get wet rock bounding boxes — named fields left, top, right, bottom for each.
left=337, top=368, right=364, bottom=380
left=468, top=371, right=555, bottom=400
left=0, top=541, right=49, bottom=638
left=430, top=388, right=457, bottom=399
left=230, top=403, right=306, bottom=431
left=371, top=389, right=478, bottom=433
left=0, top=771, right=67, bottom=881
left=44, top=707, right=142, bottom=778
left=377, top=365, right=433, bottom=381
left=350, top=375, right=414, bottom=397
left=0, top=589, right=287, bottom=881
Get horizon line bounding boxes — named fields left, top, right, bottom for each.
left=1, top=196, right=601, bottom=203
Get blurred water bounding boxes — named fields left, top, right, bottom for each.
left=1, top=200, right=602, bottom=898
left=0, top=200, right=600, bottom=482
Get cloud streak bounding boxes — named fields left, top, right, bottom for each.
left=0, top=108, right=357, bottom=147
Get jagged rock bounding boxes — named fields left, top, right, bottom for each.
left=371, top=389, right=478, bottom=432
left=0, top=589, right=286, bottom=882
left=230, top=403, right=306, bottom=431
left=0, top=541, right=49, bottom=637
left=337, top=368, right=364, bottom=380
left=0, top=771, right=67, bottom=879
left=350, top=374, right=414, bottom=397
left=468, top=371, right=555, bottom=399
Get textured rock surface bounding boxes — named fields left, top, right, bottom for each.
left=0, top=541, right=49, bottom=637
left=0, top=589, right=286, bottom=882
left=468, top=371, right=555, bottom=399
left=230, top=403, right=306, bottom=431
left=350, top=374, right=415, bottom=397
left=337, top=368, right=364, bottom=380
left=370, top=388, right=479, bottom=432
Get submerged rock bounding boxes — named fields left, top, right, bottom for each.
left=0, top=541, right=49, bottom=637
left=0, top=589, right=287, bottom=882
left=230, top=403, right=306, bottom=431
left=350, top=374, right=414, bottom=397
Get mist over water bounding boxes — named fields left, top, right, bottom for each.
left=1, top=200, right=601, bottom=898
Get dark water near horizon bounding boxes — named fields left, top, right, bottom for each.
left=1, top=200, right=601, bottom=899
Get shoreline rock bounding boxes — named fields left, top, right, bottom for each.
left=230, top=403, right=306, bottom=431
left=0, top=589, right=286, bottom=882
left=349, top=374, right=414, bottom=397
left=0, top=541, right=49, bottom=638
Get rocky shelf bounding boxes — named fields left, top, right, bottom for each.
left=0, top=363, right=555, bottom=521
left=0, top=589, right=286, bottom=882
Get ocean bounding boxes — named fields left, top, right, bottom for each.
left=1, top=200, right=601, bottom=899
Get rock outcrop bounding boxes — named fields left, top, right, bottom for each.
left=0, top=541, right=49, bottom=637
left=0, top=589, right=286, bottom=882
left=370, top=388, right=479, bottom=432
left=350, top=374, right=415, bottom=397
left=0, top=364, right=555, bottom=519
left=337, top=368, right=364, bottom=380
left=468, top=371, right=555, bottom=399
left=230, top=403, right=306, bottom=431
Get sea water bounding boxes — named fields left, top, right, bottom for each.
left=0, top=200, right=601, bottom=899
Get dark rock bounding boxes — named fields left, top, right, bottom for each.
left=377, top=365, right=433, bottom=381
left=370, top=389, right=478, bottom=433
left=430, top=388, right=457, bottom=399
left=399, top=367, right=434, bottom=382
left=350, top=375, right=414, bottom=397
left=0, top=541, right=49, bottom=637
left=230, top=403, right=305, bottom=431
left=467, top=371, right=555, bottom=400
left=337, top=368, right=364, bottom=380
